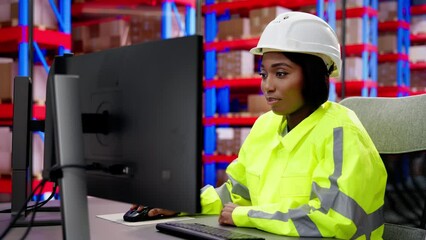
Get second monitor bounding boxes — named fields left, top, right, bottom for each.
left=44, top=35, right=203, bottom=214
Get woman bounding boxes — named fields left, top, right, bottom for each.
left=133, top=11, right=388, bottom=239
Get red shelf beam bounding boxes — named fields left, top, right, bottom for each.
left=0, top=26, right=71, bottom=53
left=202, top=0, right=316, bottom=15
left=411, top=4, right=426, bottom=15
left=72, top=0, right=195, bottom=15
left=203, top=154, right=237, bottom=164
left=378, top=53, right=409, bottom=63
left=411, top=33, right=426, bottom=44
left=377, top=86, right=410, bottom=97
left=204, top=38, right=259, bottom=52
left=204, top=78, right=261, bottom=89
left=203, top=116, right=258, bottom=126
left=0, top=178, right=58, bottom=194
left=378, top=21, right=409, bottom=31
left=336, top=7, right=377, bottom=19
left=410, top=89, right=426, bottom=96
left=334, top=80, right=378, bottom=97
left=410, top=62, right=426, bottom=71
left=0, top=104, right=45, bottom=127
left=345, top=43, right=377, bottom=55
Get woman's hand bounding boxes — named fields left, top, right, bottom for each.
left=130, top=204, right=178, bottom=217
left=218, top=203, right=238, bottom=226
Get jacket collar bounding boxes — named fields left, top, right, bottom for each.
left=277, top=102, right=330, bottom=151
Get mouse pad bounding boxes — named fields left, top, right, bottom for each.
left=97, top=213, right=194, bottom=226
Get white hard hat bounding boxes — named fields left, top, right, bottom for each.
left=250, top=11, right=341, bottom=78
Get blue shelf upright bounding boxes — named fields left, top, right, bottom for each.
left=397, top=0, right=410, bottom=96
left=162, top=0, right=196, bottom=39
left=18, top=0, right=72, bottom=75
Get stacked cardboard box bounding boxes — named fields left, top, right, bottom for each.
left=72, top=19, right=130, bottom=53
left=216, top=127, right=251, bottom=155
left=410, top=45, right=426, bottom=63
left=378, top=33, right=397, bottom=53
left=0, top=128, right=12, bottom=174
left=217, top=18, right=250, bottom=40
left=32, top=65, right=48, bottom=104
left=0, top=0, right=58, bottom=29
left=336, top=0, right=363, bottom=9
left=32, top=134, right=44, bottom=178
left=130, top=15, right=162, bottom=44
left=342, top=57, right=363, bottom=80
left=378, top=1, right=398, bottom=22
left=411, top=15, right=426, bottom=34
left=378, top=62, right=397, bottom=86
left=217, top=50, right=254, bottom=78
left=336, top=18, right=363, bottom=45
left=411, top=70, right=426, bottom=91
left=0, top=58, right=15, bottom=102
left=247, top=94, right=270, bottom=115
left=248, top=7, right=291, bottom=37
left=0, top=1, right=18, bottom=28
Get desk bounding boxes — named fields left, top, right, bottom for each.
left=0, top=197, right=322, bottom=240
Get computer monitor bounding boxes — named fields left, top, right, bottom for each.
left=43, top=35, right=203, bottom=213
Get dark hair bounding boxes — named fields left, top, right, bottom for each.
left=282, top=52, right=331, bottom=109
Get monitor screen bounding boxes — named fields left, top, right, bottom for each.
left=44, top=35, right=203, bottom=214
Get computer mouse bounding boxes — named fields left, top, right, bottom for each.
left=123, top=206, right=169, bottom=222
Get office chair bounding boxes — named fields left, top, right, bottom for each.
left=339, top=94, right=426, bottom=240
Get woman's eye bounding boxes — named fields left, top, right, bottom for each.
left=258, top=72, right=267, bottom=79
left=276, top=72, right=287, bottom=77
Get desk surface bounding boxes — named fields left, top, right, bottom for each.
left=0, top=197, right=322, bottom=240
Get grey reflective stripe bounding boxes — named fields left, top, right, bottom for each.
left=228, top=175, right=251, bottom=201
left=311, top=127, right=383, bottom=239
left=248, top=127, right=383, bottom=238
left=201, top=184, right=213, bottom=194
left=248, top=205, right=321, bottom=237
left=215, top=184, right=232, bottom=205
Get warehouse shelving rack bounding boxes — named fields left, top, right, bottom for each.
left=333, top=1, right=379, bottom=98
left=377, top=0, right=410, bottom=97
left=202, top=0, right=348, bottom=186
left=409, top=3, right=426, bottom=95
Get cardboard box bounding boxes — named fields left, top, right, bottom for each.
left=0, top=58, right=14, bottom=101
left=411, top=70, right=426, bottom=89
left=336, top=18, right=363, bottom=45
left=378, top=1, right=398, bottom=22
left=0, top=128, right=12, bottom=153
left=218, top=18, right=250, bottom=40
left=342, top=57, right=363, bottom=80
left=216, top=127, right=251, bottom=155
left=130, top=15, right=162, bottom=44
left=410, top=45, right=426, bottom=63
left=0, top=2, right=18, bottom=27
left=33, top=133, right=44, bottom=177
left=217, top=50, right=254, bottom=78
left=249, top=7, right=292, bottom=37
left=72, top=19, right=130, bottom=53
left=32, top=65, right=48, bottom=103
left=336, top=0, right=363, bottom=9
left=247, top=94, right=270, bottom=114
left=411, top=15, right=426, bottom=34
left=378, top=33, right=397, bottom=54
left=378, top=62, right=397, bottom=86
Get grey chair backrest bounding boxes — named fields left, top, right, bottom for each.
left=339, top=94, right=426, bottom=154
left=383, top=223, right=426, bottom=240
left=340, top=94, right=426, bottom=240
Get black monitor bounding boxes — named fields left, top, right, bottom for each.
left=42, top=35, right=203, bottom=229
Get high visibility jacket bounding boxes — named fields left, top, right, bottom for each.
left=201, top=101, right=387, bottom=239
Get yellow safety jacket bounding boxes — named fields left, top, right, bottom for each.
left=201, top=101, right=387, bottom=239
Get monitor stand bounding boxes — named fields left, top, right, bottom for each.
left=50, top=74, right=90, bottom=239
left=11, top=76, right=61, bottom=227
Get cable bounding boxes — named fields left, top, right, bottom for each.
left=0, top=179, right=47, bottom=239
left=0, top=182, right=58, bottom=214
left=20, top=180, right=46, bottom=240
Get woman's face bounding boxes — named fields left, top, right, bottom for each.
left=260, top=52, right=305, bottom=116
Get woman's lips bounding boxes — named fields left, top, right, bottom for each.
left=266, top=97, right=281, bottom=105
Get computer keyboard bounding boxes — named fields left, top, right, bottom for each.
left=156, top=222, right=265, bottom=240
